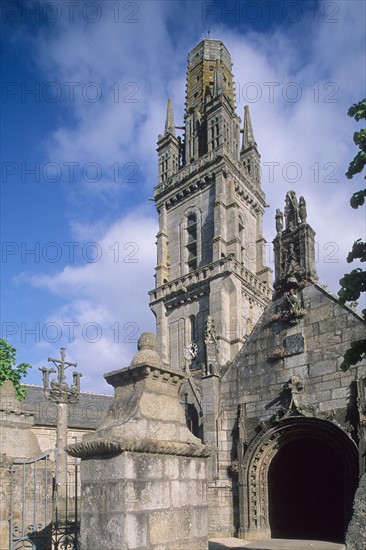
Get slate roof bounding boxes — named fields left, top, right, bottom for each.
left=22, top=385, right=113, bottom=430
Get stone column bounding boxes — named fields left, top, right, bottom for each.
left=56, top=402, right=68, bottom=489
left=67, top=333, right=214, bottom=550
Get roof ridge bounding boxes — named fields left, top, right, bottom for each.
left=24, top=384, right=113, bottom=397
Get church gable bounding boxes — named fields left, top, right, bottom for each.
left=223, top=281, right=365, bottom=426
left=215, top=191, right=366, bottom=541
left=221, top=190, right=366, bottom=430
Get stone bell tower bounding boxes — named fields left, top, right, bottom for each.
left=149, top=38, right=272, bottom=371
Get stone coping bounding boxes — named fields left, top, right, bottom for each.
left=66, top=435, right=215, bottom=459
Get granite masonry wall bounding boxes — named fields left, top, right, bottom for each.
left=80, top=452, right=208, bottom=550
left=207, top=282, right=366, bottom=539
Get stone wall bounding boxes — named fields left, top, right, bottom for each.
left=346, top=473, right=366, bottom=550
left=227, top=284, right=366, bottom=424
left=31, top=425, right=90, bottom=454
left=80, top=452, right=208, bottom=550
left=207, top=283, right=366, bottom=538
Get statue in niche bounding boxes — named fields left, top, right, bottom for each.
left=284, top=243, right=299, bottom=283
left=204, top=316, right=219, bottom=376
left=275, top=208, right=283, bottom=235
left=299, top=196, right=307, bottom=223
left=288, top=375, right=305, bottom=410
left=284, top=190, right=299, bottom=231
left=204, top=316, right=217, bottom=346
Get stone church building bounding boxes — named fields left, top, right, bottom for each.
left=148, top=38, right=366, bottom=543
left=2, top=38, right=365, bottom=549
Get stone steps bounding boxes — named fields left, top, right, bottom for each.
left=209, top=539, right=345, bottom=550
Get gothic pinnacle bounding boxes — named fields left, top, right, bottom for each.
left=213, top=59, right=224, bottom=97
left=242, top=105, right=257, bottom=151
left=164, top=98, right=176, bottom=137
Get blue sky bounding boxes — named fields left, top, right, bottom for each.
left=1, top=0, right=365, bottom=393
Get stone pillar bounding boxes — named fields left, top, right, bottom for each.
left=56, top=402, right=68, bottom=488
left=67, top=333, right=214, bottom=550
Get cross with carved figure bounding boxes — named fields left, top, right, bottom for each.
left=48, top=347, right=77, bottom=386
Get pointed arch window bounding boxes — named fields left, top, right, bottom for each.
left=186, top=213, right=198, bottom=271
left=189, top=314, right=196, bottom=343
left=238, top=214, right=245, bottom=263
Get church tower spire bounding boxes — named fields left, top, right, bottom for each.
left=241, top=105, right=256, bottom=149
left=164, top=98, right=176, bottom=137
left=240, top=105, right=260, bottom=184
left=157, top=99, right=180, bottom=185
left=150, top=39, right=272, bottom=371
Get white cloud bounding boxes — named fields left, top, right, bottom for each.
left=14, top=1, right=365, bottom=390
left=217, top=4, right=365, bottom=291
left=20, top=208, right=158, bottom=391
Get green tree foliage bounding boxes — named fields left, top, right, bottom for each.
left=339, top=99, right=366, bottom=371
left=0, top=339, right=31, bottom=400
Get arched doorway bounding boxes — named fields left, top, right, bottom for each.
left=268, top=437, right=345, bottom=542
left=240, top=417, right=359, bottom=542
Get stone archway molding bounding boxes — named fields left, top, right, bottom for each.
left=238, top=415, right=359, bottom=541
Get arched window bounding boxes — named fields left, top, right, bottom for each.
left=185, top=403, right=200, bottom=439
left=186, top=213, right=197, bottom=271
left=189, top=314, right=196, bottom=343
left=238, top=215, right=245, bottom=263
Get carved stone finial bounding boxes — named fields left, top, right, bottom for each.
left=275, top=208, right=283, bottom=235
left=299, top=196, right=307, bottom=223
left=131, top=332, right=162, bottom=368
left=284, top=190, right=299, bottom=231
left=273, top=191, right=318, bottom=292
left=137, top=332, right=158, bottom=351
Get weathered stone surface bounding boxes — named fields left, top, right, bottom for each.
left=69, top=333, right=211, bottom=549
left=209, top=539, right=345, bottom=549
left=285, top=333, right=304, bottom=355
left=346, top=474, right=366, bottom=550
left=80, top=452, right=209, bottom=549
left=68, top=338, right=210, bottom=458
left=0, top=380, right=41, bottom=460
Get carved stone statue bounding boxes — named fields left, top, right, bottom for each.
left=299, top=196, right=307, bottom=223
left=284, top=190, right=299, bottom=231
left=204, top=316, right=217, bottom=345
left=275, top=208, right=283, bottom=235
left=204, top=316, right=219, bottom=376
left=284, top=243, right=299, bottom=283
left=288, top=375, right=305, bottom=410
left=284, top=288, right=301, bottom=317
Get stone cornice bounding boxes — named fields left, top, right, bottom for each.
left=104, top=364, right=185, bottom=387
left=153, top=147, right=266, bottom=214
left=66, top=436, right=215, bottom=459
left=149, top=256, right=273, bottom=308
